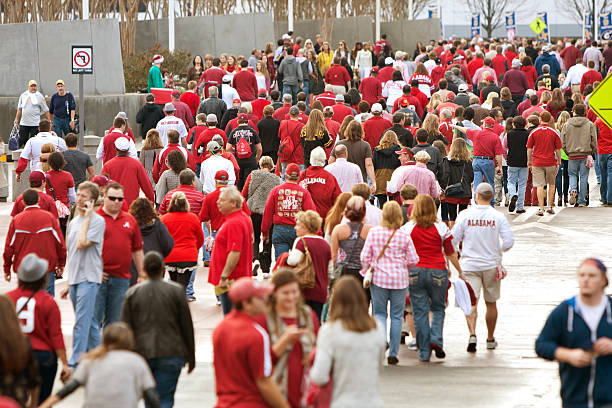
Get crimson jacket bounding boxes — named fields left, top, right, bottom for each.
left=278, top=119, right=305, bottom=164
left=152, top=144, right=197, bottom=183
left=298, top=166, right=341, bottom=220
left=261, top=182, right=316, bottom=236
left=161, top=212, right=204, bottom=264
left=232, top=70, right=258, bottom=101
left=4, top=206, right=66, bottom=275
left=101, top=156, right=154, bottom=209
left=363, top=115, right=393, bottom=151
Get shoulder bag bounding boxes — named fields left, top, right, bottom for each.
left=293, top=237, right=316, bottom=289
left=46, top=175, right=71, bottom=218
left=363, top=229, right=396, bottom=289
left=444, top=162, right=466, bottom=197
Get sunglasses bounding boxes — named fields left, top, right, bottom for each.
left=107, top=196, right=124, bottom=202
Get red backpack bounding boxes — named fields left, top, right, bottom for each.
left=236, top=137, right=252, bottom=159
left=278, top=122, right=301, bottom=162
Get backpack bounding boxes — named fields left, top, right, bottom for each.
left=278, top=122, right=300, bottom=162
left=236, top=137, right=252, bottom=159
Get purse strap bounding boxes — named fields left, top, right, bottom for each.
left=375, top=229, right=396, bottom=263
left=45, top=175, right=57, bottom=201
left=458, top=162, right=466, bottom=183
left=16, top=290, right=38, bottom=315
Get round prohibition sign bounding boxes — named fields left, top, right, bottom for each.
left=74, top=51, right=90, bottom=67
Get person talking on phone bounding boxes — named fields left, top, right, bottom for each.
left=60, top=181, right=106, bottom=369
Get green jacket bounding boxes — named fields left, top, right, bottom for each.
left=148, top=65, right=163, bottom=92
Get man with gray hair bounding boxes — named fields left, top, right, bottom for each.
left=272, top=93, right=294, bottom=121
left=535, top=64, right=560, bottom=90
left=197, top=85, right=227, bottom=121
left=208, top=185, right=254, bottom=314
left=324, top=144, right=363, bottom=192
left=451, top=182, right=514, bottom=353
left=298, top=147, right=342, bottom=220
left=200, top=141, right=236, bottom=194
left=387, top=149, right=440, bottom=198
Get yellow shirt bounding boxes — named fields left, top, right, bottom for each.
left=317, top=52, right=334, bottom=75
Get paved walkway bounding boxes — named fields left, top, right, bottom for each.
left=1, top=169, right=610, bottom=407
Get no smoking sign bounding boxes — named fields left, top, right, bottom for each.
left=72, top=45, right=93, bottom=74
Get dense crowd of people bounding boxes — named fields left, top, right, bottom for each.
left=1, top=31, right=612, bottom=408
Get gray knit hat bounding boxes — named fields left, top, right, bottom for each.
left=17, top=253, right=48, bottom=282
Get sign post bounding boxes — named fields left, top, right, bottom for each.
left=71, top=45, right=93, bottom=150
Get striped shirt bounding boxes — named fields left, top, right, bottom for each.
left=360, top=226, right=419, bottom=289
left=158, top=185, right=205, bottom=216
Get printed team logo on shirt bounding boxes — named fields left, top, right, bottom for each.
left=276, top=189, right=304, bottom=216
left=123, top=221, right=131, bottom=228
left=467, top=219, right=496, bottom=227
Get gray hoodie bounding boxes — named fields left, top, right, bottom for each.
left=561, top=116, right=597, bottom=157
left=277, top=55, right=303, bottom=86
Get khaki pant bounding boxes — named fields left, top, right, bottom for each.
left=329, top=85, right=346, bottom=95
left=463, top=268, right=500, bottom=303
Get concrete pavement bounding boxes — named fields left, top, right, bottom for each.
left=1, top=170, right=611, bottom=407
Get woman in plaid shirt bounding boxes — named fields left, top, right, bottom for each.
left=360, top=201, right=419, bottom=365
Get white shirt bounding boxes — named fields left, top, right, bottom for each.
left=221, top=84, right=240, bottom=108
left=199, top=154, right=236, bottom=194
left=20, top=132, right=67, bottom=171
left=423, top=59, right=437, bottom=75
left=562, top=63, right=589, bottom=88
left=155, top=115, right=188, bottom=146
left=18, top=91, right=49, bottom=126
left=576, top=295, right=608, bottom=335
left=451, top=205, right=514, bottom=271
left=355, top=50, right=372, bottom=69
left=95, top=131, right=138, bottom=161
left=382, top=81, right=406, bottom=109
left=324, top=158, right=363, bottom=192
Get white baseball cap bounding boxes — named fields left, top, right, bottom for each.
left=371, top=103, right=383, bottom=113
left=114, top=137, right=130, bottom=151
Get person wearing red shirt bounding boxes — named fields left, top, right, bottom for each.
left=410, top=80, right=429, bottom=114
left=595, top=117, right=612, bottom=204
left=560, top=40, right=582, bottom=71
left=158, top=170, right=205, bottom=216
left=378, top=64, right=396, bottom=84
left=251, top=90, right=271, bottom=121
left=7, top=254, right=69, bottom=404
left=438, top=112, right=454, bottom=147
left=45, top=152, right=75, bottom=234
left=101, top=138, right=154, bottom=209
left=452, top=117, right=504, bottom=205
left=187, top=113, right=208, bottom=151
left=363, top=104, right=393, bottom=151
left=12, top=170, right=58, bottom=218
left=359, top=67, right=383, bottom=105
left=331, top=94, right=354, bottom=123
left=262, top=163, right=316, bottom=259
left=325, top=57, right=351, bottom=94
left=208, top=186, right=255, bottom=314
left=193, top=115, right=227, bottom=163
left=283, top=110, right=309, bottom=125
left=526, top=112, right=562, bottom=215
left=467, top=54, right=484, bottom=79
left=392, top=85, right=422, bottom=116
left=273, top=94, right=293, bottom=119
left=92, top=182, right=144, bottom=346
left=96, top=117, right=138, bottom=164
left=161, top=192, right=204, bottom=290
left=232, top=60, right=258, bottom=102
left=580, top=61, right=603, bottom=93
left=171, top=91, right=195, bottom=129
left=505, top=46, right=518, bottom=69
left=491, top=47, right=508, bottom=80
left=298, top=147, right=342, bottom=220
left=430, top=63, right=446, bottom=88
left=212, top=277, right=289, bottom=408
left=179, top=81, right=201, bottom=117
left=152, top=130, right=197, bottom=183
left=501, top=60, right=531, bottom=104
left=313, top=85, right=338, bottom=107
left=4, top=189, right=66, bottom=296
left=197, top=59, right=226, bottom=97
left=278, top=107, right=306, bottom=172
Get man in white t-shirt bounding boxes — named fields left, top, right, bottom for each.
left=451, top=183, right=514, bottom=353
left=199, top=141, right=236, bottom=194
left=156, top=103, right=188, bottom=146
left=14, top=80, right=50, bottom=147
left=15, top=118, right=67, bottom=182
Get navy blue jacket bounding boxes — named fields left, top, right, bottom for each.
left=535, top=296, right=612, bottom=408
left=534, top=52, right=561, bottom=77
left=50, top=92, right=76, bottom=119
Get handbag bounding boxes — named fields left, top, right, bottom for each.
left=45, top=176, right=71, bottom=218
left=363, top=230, right=396, bottom=289
left=293, top=238, right=316, bottom=289
left=444, top=162, right=466, bottom=197
left=331, top=223, right=364, bottom=281
left=9, top=124, right=19, bottom=151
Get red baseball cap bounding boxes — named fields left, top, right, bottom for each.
left=399, top=98, right=409, bottom=108
left=171, top=90, right=181, bottom=98
left=237, top=113, right=249, bottom=121
left=229, top=277, right=273, bottom=303
left=215, top=170, right=229, bottom=181
left=484, top=74, right=495, bottom=81
left=483, top=116, right=497, bottom=126
left=285, top=163, right=301, bottom=179
left=258, top=89, right=267, bottom=96
left=371, top=66, right=380, bottom=73
left=396, top=148, right=414, bottom=157
left=92, top=175, right=111, bottom=187
left=232, top=98, right=241, bottom=104
left=29, top=170, right=46, bottom=185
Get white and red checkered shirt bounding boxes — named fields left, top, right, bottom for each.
left=360, top=226, right=419, bottom=289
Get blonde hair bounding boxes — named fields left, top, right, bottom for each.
left=143, top=129, right=163, bottom=150
left=448, top=137, right=471, bottom=162
left=40, top=142, right=56, bottom=172
left=484, top=91, right=499, bottom=107
left=329, top=276, right=377, bottom=332
left=381, top=200, right=403, bottom=230
left=540, top=90, right=552, bottom=104
left=168, top=191, right=190, bottom=212
left=259, top=155, right=274, bottom=169
left=84, top=322, right=134, bottom=361
left=377, top=130, right=399, bottom=150
left=303, top=109, right=326, bottom=140
left=422, top=114, right=441, bottom=136
left=295, top=210, right=322, bottom=234
left=427, top=93, right=443, bottom=110
left=325, top=192, right=352, bottom=235
left=556, top=111, right=571, bottom=132
left=410, top=195, right=437, bottom=228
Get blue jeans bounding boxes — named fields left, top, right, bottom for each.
left=555, top=159, right=569, bottom=199
left=472, top=157, right=496, bottom=205
left=202, top=224, right=210, bottom=262
left=90, top=276, right=130, bottom=347
left=568, top=158, right=589, bottom=205
left=33, top=350, right=57, bottom=404
left=219, top=292, right=232, bottom=315
left=282, top=83, right=299, bottom=105
left=507, top=167, right=528, bottom=211
left=69, top=281, right=100, bottom=368
left=46, top=271, right=55, bottom=296
left=599, top=153, right=612, bottom=203
left=271, top=224, right=297, bottom=260
left=147, top=357, right=184, bottom=408
left=408, top=267, right=448, bottom=361
left=370, top=284, right=408, bottom=358
left=301, top=81, right=310, bottom=105
left=53, top=117, right=72, bottom=138
left=595, top=153, right=601, bottom=183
